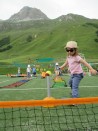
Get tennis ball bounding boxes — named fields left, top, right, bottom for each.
left=46, top=71, right=52, bottom=76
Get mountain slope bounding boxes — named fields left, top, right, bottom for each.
left=0, top=13, right=98, bottom=64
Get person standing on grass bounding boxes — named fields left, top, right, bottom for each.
left=32, top=65, right=37, bottom=77
left=55, top=62, right=61, bottom=76
left=59, top=41, right=97, bottom=98
left=26, top=64, right=31, bottom=78
left=18, top=67, right=21, bottom=76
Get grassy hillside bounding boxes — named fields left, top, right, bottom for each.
left=0, top=14, right=98, bottom=65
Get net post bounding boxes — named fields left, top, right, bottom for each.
left=46, top=76, right=51, bottom=97
left=43, top=75, right=55, bottom=107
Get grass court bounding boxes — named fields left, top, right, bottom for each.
left=0, top=74, right=98, bottom=131
left=0, top=74, right=98, bottom=101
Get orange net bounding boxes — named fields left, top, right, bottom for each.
left=0, top=97, right=98, bottom=130
left=0, top=97, right=98, bottom=108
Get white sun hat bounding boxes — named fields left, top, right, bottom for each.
left=65, top=41, right=78, bottom=48
left=55, top=62, right=59, bottom=65
left=28, top=65, right=30, bottom=67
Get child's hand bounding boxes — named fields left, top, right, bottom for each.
left=89, top=69, right=97, bottom=75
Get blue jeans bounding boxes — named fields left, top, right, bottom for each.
left=68, top=73, right=84, bottom=98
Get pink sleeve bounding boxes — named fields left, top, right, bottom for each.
left=76, top=56, right=82, bottom=62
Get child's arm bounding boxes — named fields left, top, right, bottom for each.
left=80, top=58, right=97, bottom=75
left=59, top=60, right=68, bottom=70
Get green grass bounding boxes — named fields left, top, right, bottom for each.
left=0, top=14, right=98, bottom=130
left=0, top=74, right=98, bottom=131
left=0, top=15, right=98, bottom=64
left=0, top=74, right=98, bottom=100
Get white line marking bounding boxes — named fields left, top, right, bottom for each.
left=0, top=86, right=98, bottom=91
left=0, top=80, right=9, bottom=84
left=79, top=86, right=98, bottom=87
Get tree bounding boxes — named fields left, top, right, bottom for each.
left=94, top=38, right=98, bottom=42
left=96, top=30, right=98, bottom=36
left=26, top=35, right=33, bottom=42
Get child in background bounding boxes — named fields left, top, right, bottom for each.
left=32, top=65, right=37, bottom=77
left=18, top=67, right=20, bottom=76
left=60, top=41, right=97, bottom=98
left=26, top=65, right=31, bottom=78
left=55, top=62, right=61, bottom=76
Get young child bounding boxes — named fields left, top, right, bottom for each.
left=26, top=65, right=31, bottom=78
left=18, top=67, right=21, bottom=76
left=55, top=62, right=61, bottom=76
left=32, top=65, right=36, bottom=77
left=60, top=41, right=97, bottom=98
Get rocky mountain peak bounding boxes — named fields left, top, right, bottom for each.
left=9, top=6, right=49, bottom=22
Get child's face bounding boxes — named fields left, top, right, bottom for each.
left=66, top=48, right=76, bottom=56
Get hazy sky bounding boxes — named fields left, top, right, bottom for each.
left=0, top=0, right=98, bottom=20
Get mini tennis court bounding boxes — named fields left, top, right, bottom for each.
left=0, top=74, right=98, bottom=131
